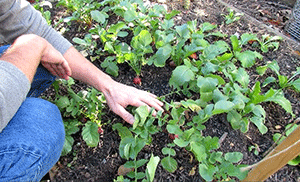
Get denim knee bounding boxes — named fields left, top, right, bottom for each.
left=0, top=98, right=65, bottom=181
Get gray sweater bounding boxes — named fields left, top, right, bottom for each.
left=0, top=0, right=73, bottom=132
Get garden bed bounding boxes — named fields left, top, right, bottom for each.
left=39, top=0, right=300, bottom=181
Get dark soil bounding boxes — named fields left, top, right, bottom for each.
left=42, top=0, right=300, bottom=181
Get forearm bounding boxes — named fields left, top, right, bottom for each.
left=0, top=34, right=48, bottom=82
left=63, top=46, right=115, bottom=92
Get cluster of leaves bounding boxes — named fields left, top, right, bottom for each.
left=113, top=102, right=248, bottom=181
left=51, top=78, right=106, bottom=155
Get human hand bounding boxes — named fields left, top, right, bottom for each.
left=41, top=43, right=72, bottom=80
left=102, top=80, right=164, bottom=124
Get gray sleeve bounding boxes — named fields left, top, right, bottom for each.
left=0, top=0, right=72, bottom=55
left=0, top=61, right=30, bottom=132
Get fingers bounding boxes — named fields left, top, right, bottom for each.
left=42, top=59, right=71, bottom=80
left=113, top=104, right=135, bottom=125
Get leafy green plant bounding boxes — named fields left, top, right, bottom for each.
left=168, top=32, right=292, bottom=134
left=161, top=147, right=178, bottom=173
left=222, top=8, right=243, bottom=25
left=257, top=61, right=300, bottom=92
left=57, top=0, right=102, bottom=28
left=113, top=101, right=248, bottom=181
left=248, top=144, right=260, bottom=155
left=51, top=78, right=106, bottom=155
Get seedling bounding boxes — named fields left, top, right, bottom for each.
left=222, top=8, right=243, bottom=25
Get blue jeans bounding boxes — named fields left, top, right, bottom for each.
left=0, top=45, right=64, bottom=181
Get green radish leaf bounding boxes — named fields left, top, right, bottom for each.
left=131, top=30, right=152, bottom=49
left=154, top=44, right=172, bottom=67
left=230, top=35, right=241, bottom=52
left=250, top=115, right=268, bottom=134
left=165, top=10, right=180, bottom=20
left=273, top=133, right=285, bottom=143
left=200, top=22, right=217, bottom=32
left=174, top=138, right=189, bottom=147
left=197, top=76, right=219, bottom=93
left=225, top=152, right=243, bottom=163
left=209, top=151, right=223, bottom=163
left=82, top=121, right=99, bottom=147
left=262, top=77, right=276, bottom=87
left=62, top=135, right=74, bottom=156
left=166, top=124, right=183, bottom=135
left=227, top=110, right=243, bottom=130
left=119, top=137, right=134, bottom=159
left=134, top=105, right=149, bottom=129
left=162, top=147, right=176, bottom=156
left=101, top=57, right=119, bottom=77
left=235, top=50, right=262, bottom=68
left=240, top=33, right=258, bottom=45
left=72, top=37, right=88, bottom=46
left=291, top=78, right=300, bottom=92
left=231, top=67, right=249, bottom=88
left=124, top=9, right=137, bottom=22
left=212, top=100, right=235, bottom=115
left=198, top=163, right=217, bottom=181
left=56, top=96, right=70, bottom=109
left=175, top=24, right=190, bottom=39
left=190, top=142, right=207, bottom=162
left=256, top=65, right=268, bottom=75
left=146, top=154, right=160, bottom=182
left=91, top=10, right=108, bottom=24
left=161, top=156, right=177, bottom=173
left=112, top=123, right=133, bottom=139
left=169, top=65, right=195, bottom=87
left=266, top=92, right=293, bottom=115
left=286, top=124, right=299, bottom=136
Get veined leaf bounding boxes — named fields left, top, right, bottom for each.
left=176, top=24, right=190, bottom=39
left=134, top=105, right=150, bottom=129
left=266, top=92, right=293, bottom=115
left=124, top=9, right=137, bottom=22
left=101, top=58, right=119, bottom=77
left=161, top=156, right=177, bottom=173
left=250, top=115, right=268, bottom=134
left=162, top=147, right=176, bottom=156
left=91, top=10, right=108, bottom=24
left=197, top=76, right=219, bottom=93
left=291, top=78, right=300, bottom=92
left=240, top=33, right=258, bottom=45
left=200, top=22, right=217, bottom=32
left=227, top=110, right=243, bottom=130
left=146, top=154, right=160, bottom=182
left=112, top=123, right=133, bottom=139
left=231, top=67, right=249, bottom=88
left=230, top=35, right=241, bottom=52
left=225, top=152, right=243, bottom=163
left=131, top=30, right=152, bottom=50
left=169, top=65, right=195, bottom=87
left=212, top=100, right=235, bottom=115
left=82, top=121, right=99, bottom=147
left=62, top=135, right=74, bottom=156
left=190, top=142, right=207, bottom=162
left=198, top=163, right=217, bottom=181
left=154, top=44, right=172, bottom=67
left=235, top=50, right=262, bottom=68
